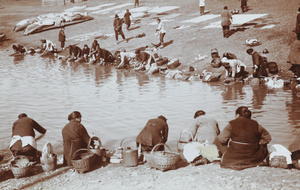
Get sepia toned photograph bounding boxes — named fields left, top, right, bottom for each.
left=0, top=0, right=300, bottom=189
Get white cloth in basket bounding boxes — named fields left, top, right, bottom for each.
left=269, top=144, right=292, bottom=165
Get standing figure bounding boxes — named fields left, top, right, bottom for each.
left=220, top=6, right=232, bottom=38
left=296, top=7, right=300, bottom=40
left=58, top=27, right=66, bottom=50
left=241, top=0, right=247, bottom=13
left=155, top=18, right=166, bottom=48
left=199, top=0, right=205, bottom=16
left=10, top=113, right=47, bottom=161
left=246, top=48, right=268, bottom=78
left=214, top=106, right=271, bottom=170
left=136, top=115, right=169, bottom=152
left=134, top=0, right=139, bottom=8
left=124, top=9, right=132, bottom=31
left=189, top=110, right=220, bottom=144
left=62, top=111, right=91, bottom=166
left=113, top=14, right=127, bottom=44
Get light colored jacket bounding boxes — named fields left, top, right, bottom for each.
left=157, top=21, right=166, bottom=34
left=199, top=0, right=205, bottom=7
left=221, top=10, right=232, bottom=26
left=189, top=115, right=220, bottom=144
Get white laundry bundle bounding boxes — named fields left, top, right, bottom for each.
left=269, top=144, right=292, bottom=168
left=246, top=39, right=261, bottom=46
left=183, top=141, right=219, bottom=163
left=264, top=76, right=284, bottom=89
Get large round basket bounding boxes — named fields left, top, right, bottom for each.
left=147, top=143, right=180, bottom=171
left=41, top=154, right=57, bottom=172
left=71, top=149, right=95, bottom=173
left=10, top=155, right=31, bottom=178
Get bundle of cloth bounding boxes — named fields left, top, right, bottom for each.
left=14, top=12, right=93, bottom=35
left=183, top=141, right=219, bottom=164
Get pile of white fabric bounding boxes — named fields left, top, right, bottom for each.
left=183, top=141, right=219, bottom=163
left=14, top=12, right=93, bottom=35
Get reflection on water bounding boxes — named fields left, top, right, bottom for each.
left=1, top=51, right=300, bottom=158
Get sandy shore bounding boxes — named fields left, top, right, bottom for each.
left=1, top=0, right=300, bottom=189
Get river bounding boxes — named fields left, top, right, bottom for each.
left=0, top=51, right=300, bottom=157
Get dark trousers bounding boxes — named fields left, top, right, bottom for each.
left=297, top=33, right=300, bottom=40
left=241, top=0, right=247, bottom=12
left=158, top=32, right=166, bottom=46
left=200, top=6, right=205, bottom=15
left=134, top=0, right=139, bottom=7
left=60, top=41, right=65, bottom=49
left=11, top=145, right=38, bottom=161
left=126, top=22, right=131, bottom=30
left=115, top=29, right=126, bottom=41
left=222, top=26, right=230, bottom=38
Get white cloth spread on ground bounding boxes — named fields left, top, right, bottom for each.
left=269, top=144, right=292, bottom=165
left=183, top=142, right=219, bottom=162
left=10, top=135, right=37, bottom=149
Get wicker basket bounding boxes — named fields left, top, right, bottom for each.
left=269, top=155, right=288, bottom=168
left=146, top=143, right=180, bottom=171
left=88, top=136, right=106, bottom=157
left=41, top=154, right=57, bottom=172
left=10, top=156, right=31, bottom=178
left=177, top=130, right=193, bottom=152
left=71, top=149, right=95, bottom=173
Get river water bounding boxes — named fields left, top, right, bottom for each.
left=0, top=51, right=300, bottom=156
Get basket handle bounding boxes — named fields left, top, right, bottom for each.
left=72, top=148, right=89, bottom=160
left=178, top=129, right=194, bottom=142
left=150, top=143, right=171, bottom=154
left=120, top=137, right=137, bottom=149
left=87, top=136, right=103, bottom=149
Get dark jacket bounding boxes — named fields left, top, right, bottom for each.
left=219, top=117, right=271, bottom=170
left=113, top=18, right=123, bottom=31
left=136, top=118, right=168, bottom=147
left=252, top=51, right=268, bottom=77
left=124, top=12, right=131, bottom=24
left=69, top=45, right=82, bottom=58
left=99, top=48, right=114, bottom=62
left=59, top=30, right=66, bottom=42
left=136, top=52, right=151, bottom=64
left=82, top=47, right=90, bottom=56
left=12, top=117, right=46, bottom=138
left=62, top=120, right=90, bottom=166
left=10, top=117, right=46, bottom=153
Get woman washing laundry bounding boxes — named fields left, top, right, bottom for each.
left=136, top=115, right=168, bottom=152
left=221, top=57, right=248, bottom=80
left=62, top=111, right=92, bottom=166
left=10, top=113, right=47, bottom=162
left=214, top=106, right=271, bottom=170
